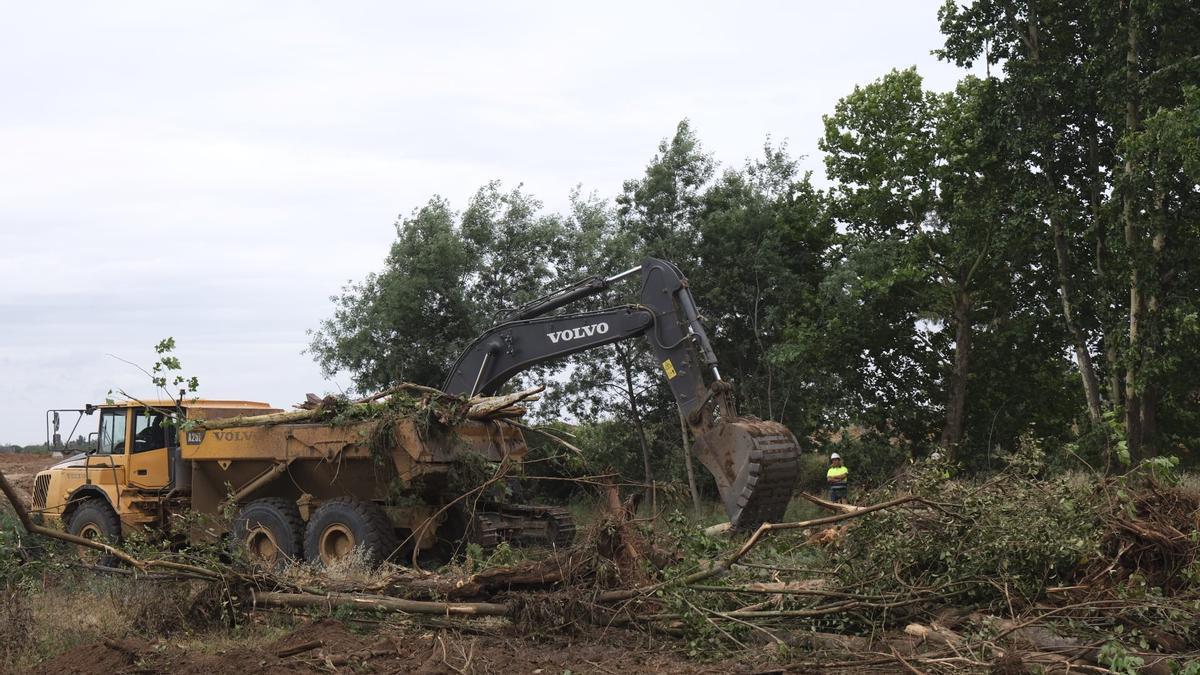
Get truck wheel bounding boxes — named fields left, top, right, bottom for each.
left=231, top=498, right=304, bottom=568
left=304, top=497, right=396, bottom=567
left=66, top=499, right=122, bottom=567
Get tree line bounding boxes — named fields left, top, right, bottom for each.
left=309, top=0, right=1200, bottom=489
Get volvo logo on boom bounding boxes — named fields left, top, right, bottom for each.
left=546, top=322, right=609, bottom=344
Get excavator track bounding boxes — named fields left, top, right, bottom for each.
left=465, top=512, right=501, bottom=549
left=541, top=506, right=577, bottom=548
left=481, top=503, right=577, bottom=548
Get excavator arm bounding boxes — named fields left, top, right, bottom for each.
left=442, top=258, right=802, bottom=530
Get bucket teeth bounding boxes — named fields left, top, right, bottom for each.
left=729, top=431, right=802, bottom=531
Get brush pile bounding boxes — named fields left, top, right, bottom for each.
left=2, top=407, right=1198, bottom=673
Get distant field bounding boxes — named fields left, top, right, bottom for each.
left=0, top=453, right=55, bottom=508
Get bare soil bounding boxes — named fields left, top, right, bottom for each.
left=29, top=618, right=759, bottom=674
left=0, top=453, right=55, bottom=507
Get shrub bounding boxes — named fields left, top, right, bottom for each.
left=836, top=449, right=1104, bottom=608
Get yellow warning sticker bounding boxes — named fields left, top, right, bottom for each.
left=662, top=359, right=677, bottom=379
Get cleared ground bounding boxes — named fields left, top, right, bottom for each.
left=0, top=452, right=55, bottom=508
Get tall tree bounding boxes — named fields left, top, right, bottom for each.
left=694, top=142, right=833, bottom=431
left=307, top=184, right=573, bottom=393
left=938, top=0, right=1200, bottom=460
left=820, top=69, right=1022, bottom=459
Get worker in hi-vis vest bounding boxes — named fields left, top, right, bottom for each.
left=827, top=453, right=849, bottom=503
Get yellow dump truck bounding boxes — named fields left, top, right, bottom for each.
left=33, top=257, right=804, bottom=567
left=34, top=397, right=559, bottom=566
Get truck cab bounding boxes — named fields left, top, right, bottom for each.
left=32, top=400, right=278, bottom=550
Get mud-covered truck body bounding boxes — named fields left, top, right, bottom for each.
left=34, top=399, right=558, bottom=566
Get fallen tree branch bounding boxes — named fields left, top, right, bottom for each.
left=355, top=382, right=457, bottom=404
left=797, top=491, right=866, bottom=514
left=251, top=590, right=510, bottom=617
left=275, top=640, right=324, bottom=657
left=197, top=409, right=326, bottom=430
left=501, top=420, right=584, bottom=455
left=600, top=495, right=922, bottom=603
left=467, top=386, right=544, bottom=419
left=0, top=467, right=221, bottom=579
left=728, top=495, right=922, bottom=566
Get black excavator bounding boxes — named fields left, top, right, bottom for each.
left=443, top=257, right=803, bottom=531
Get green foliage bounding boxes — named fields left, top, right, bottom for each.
left=820, top=430, right=909, bottom=488
left=308, top=185, right=578, bottom=393
left=838, top=449, right=1104, bottom=607
left=151, top=337, right=199, bottom=396
left=1098, top=640, right=1146, bottom=675
left=309, top=0, right=1200, bottom=485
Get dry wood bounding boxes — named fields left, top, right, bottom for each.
left=728, top=495, right=921, bottom=565
left=251, top=590, right=510, bottom=617
left=204, top=384, right=542, bottom=429
left=198, top=408, right=325, bottom=430
left=467, top=385, right=544, bottom=419
left=797, top=491, right=866, bottom=514
left=502, top=420, right=584, bottom=455
left=321, top=646, right=399, bottom=667
left=355, top=382, right=455, bottom=404
left=703, top=522, right=732, bottom=536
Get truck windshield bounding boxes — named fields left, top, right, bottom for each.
left=98, top=410, right=127, bottom=454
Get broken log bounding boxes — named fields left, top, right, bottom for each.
left=797, top=491, right=865, bottom=514
left=467, top=386, right=544, bottom=419
left=198, top=409, right=325, bottom=430
left=250, top=590, right=510, bottom=617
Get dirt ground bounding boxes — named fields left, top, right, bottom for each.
left=1, top=452, right=767, bottom=674
left=0, top=453, right=55, bottom=507
left=28, top=617, right=763, bottom=675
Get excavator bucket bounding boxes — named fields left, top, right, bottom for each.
left=692, top=419, right=803, bottom=530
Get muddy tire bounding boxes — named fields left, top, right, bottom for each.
left=304, top=497, right=396, bottom=568
left=66, top=499, right=122, bottom=567
left=231, top=498, right=305, bottom=569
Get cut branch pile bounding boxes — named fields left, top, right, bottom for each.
left=3, top=398, right=1198, bottom=673
left=196, top=383, right=546, bottom=430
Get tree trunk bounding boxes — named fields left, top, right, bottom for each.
left=678, top=408, right=702, bottom=517
left=1051, top=213, right=1106, bottom=426
left=618, top=345, right=655, bottom=510
left=1087, top=116, right=1122, bottom=413
left=1027, top=15, right=1105, bottom=429
left=938, top=286, right=972, bottom=459
left=1122, top=4, right=1144, bottom=460
left=1139, top=183, right=1168, bottom=456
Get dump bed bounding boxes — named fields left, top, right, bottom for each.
left=182, top=415, right=526, bottom=517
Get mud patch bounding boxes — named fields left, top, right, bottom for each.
left=30, top=638, right=148, bottom=675
left=26, top=620, right=760, bottom=674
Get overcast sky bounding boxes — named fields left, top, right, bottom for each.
left=0, top=1, right=973, bottom=444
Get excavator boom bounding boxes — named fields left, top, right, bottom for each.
left=444, top=258, right=803, bottom=530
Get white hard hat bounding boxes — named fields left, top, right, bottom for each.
left=830, top=453, right=841, bottom=460
left=930, top=451, right=942, bottom=461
